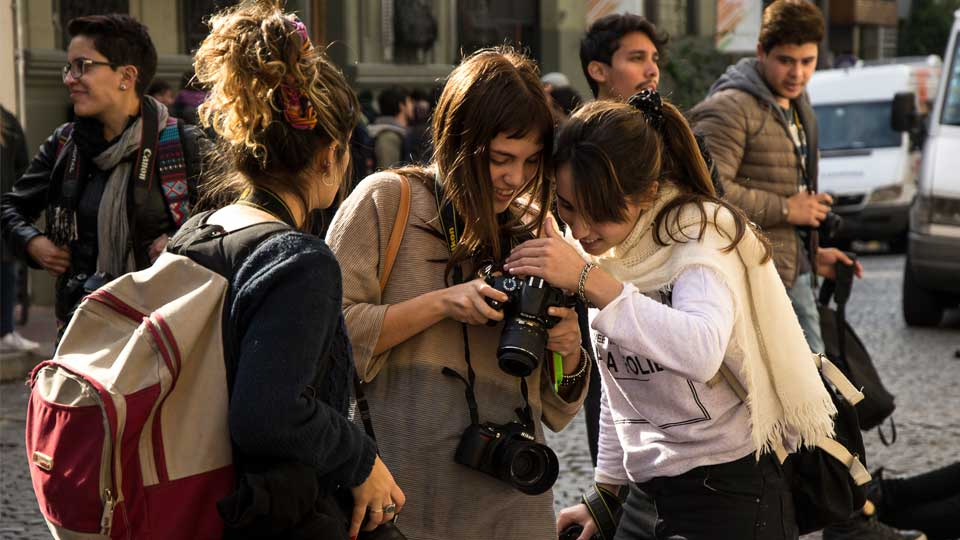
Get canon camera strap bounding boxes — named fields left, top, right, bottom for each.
left=236, top=187, right=298, bottom=229
left=434, top=178, right=536, bottom=429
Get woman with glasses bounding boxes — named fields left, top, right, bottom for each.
left=0, top=14, right=204, bottom=332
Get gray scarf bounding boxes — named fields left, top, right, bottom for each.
left=93, top=98, right=169, bottom=277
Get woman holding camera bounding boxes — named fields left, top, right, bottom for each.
left=327, top=47, right=590, bottom=539
left=0, top=14, right=204, bottom=330
left=184, top=3, right=403, bottom=538
left=506, top=91, right=837, bottom=540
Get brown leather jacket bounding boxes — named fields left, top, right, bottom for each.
left=689, top=58, right=819, bottom=289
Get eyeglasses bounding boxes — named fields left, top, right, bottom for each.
left=62, top=58, right=116, bottom=80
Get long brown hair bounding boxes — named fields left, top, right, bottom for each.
left=554, top=96, right=771, bottom=260
left=398, top=46, right=554, bottom=276
left=193, top=0, right=359, bottom=230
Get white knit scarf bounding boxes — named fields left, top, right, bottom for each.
left=579, top=183, right=836, bottom=454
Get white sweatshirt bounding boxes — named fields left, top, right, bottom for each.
left=593, top=266, right=755, bottom=485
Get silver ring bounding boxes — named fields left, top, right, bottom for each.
left=383, top=503, right=397, bottom=514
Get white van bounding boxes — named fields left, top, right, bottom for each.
left=807, top=59, right=940, bottom=249
left=899, top=10, right=960, bottom=326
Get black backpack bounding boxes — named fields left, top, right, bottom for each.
left=818, top=256, right=896, bottom=433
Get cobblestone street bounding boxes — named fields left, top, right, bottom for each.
left=1, top=254, right=957, bottom=539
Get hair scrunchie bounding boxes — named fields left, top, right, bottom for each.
left=278, top=16, right=318, bottom=131
left=627, top=89, right=665, bottom=133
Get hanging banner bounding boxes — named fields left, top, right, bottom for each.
left=717, top=0, right=762, bottom=52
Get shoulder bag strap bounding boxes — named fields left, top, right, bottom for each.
left=354, top=174, right=412, bottom=443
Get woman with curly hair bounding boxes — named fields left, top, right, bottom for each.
left=178, top=2, right=403, bottom=538
left=327, top=47, right=590, bottom=539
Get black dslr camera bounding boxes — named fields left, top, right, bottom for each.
left=484, top=274, right=576, bottom=377
left=802, top=211, right=844, bottom=241
left=454, top=420, right=559, bottom=495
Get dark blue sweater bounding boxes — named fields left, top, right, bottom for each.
left=226, top=230, right=376, bottom=489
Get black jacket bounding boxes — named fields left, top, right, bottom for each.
left=0, top=120, right=205, bottom=319
left=0, top=107, right=30, bottom=262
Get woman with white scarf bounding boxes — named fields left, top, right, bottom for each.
left=505, top=90, right=838, bottom=540
left=0, top=14, right=204, bottom=332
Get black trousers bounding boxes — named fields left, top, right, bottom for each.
left=880, top=462, right=960, bottom=540
left=614, top=453, right=798, bottom=540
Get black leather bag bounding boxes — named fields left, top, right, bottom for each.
left=818, top=257, right=896, bottom=431
left=789, top=369, right=868, bottom=534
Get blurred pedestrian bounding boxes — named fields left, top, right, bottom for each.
left=191, top=3, right=404, bottom=538
left=0, top=13, right=205, bottom=332
left=146, top=79, right=175, bottom=107
left=171, top=68, right=207, bottom=125
left=368, top=86, right=414, bottom=169
left=327, top=46, right=590, bottom=540
left=0, top=106, right=39, bottom=352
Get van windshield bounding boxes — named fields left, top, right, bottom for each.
left=942, top=37, right=960, bottom=125
left=814, top=102, right=901, bottom=150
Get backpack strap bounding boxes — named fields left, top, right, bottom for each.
left=354, top=174, right=412, bottom=445
left=156, top=118, right=190, bottom=227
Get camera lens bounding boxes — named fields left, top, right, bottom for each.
left=501, top=442, right=559, bottom=495
left=497, top=319, right=547, bottom=377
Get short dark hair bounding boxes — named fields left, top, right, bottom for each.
left=580, top=13, right=668, bottom=98
left=759, top=0, right=825, bottom=53
left=146, top=79, right=172, bottom=96
left=377, top=86, right=412, bottom=117
left=67, top=14, right=158, bottom=96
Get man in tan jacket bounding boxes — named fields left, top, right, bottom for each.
left=689, top=0, right=853, bottom=355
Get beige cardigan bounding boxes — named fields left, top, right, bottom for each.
left=327, top=171, right=589, bottom=540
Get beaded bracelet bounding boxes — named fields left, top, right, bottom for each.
left=559, top=347, right=589, bottom=387
left=577, top=262, right=597, bottom=308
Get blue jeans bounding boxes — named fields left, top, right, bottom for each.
left=1, top=261, right=16, bottom=335
left=786, top=272, right=824, bottom=354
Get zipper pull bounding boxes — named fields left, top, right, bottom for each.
left=100, top=489, right=115, bottom=534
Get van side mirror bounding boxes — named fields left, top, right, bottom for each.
left=891, top=92, right=916, bottom=132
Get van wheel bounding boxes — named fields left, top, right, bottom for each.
left=902, top=256, right=945, bottom=327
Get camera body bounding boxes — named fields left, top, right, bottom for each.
left=454, top=420, right=559, bottom=495
left=484, top=274, right=576, bottom=377
left=800, top=211, right=844, bottom=240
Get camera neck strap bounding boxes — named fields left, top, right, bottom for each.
left=434, top=177, right=535, bottom=430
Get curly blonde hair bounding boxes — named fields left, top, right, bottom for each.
left=193, top=0, right=358, bottom=222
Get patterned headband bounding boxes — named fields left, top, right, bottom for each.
left=627, top=89, right=665, bottom=133
left=279, top=16, right=318, bottom=131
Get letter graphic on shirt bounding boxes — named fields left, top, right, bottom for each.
left=606, top=351, right=618, bottom=373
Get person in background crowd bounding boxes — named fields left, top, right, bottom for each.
left=401, top=86, right=439, bottom=165
left=514, top=91, right=829, bottom=540
left=171, top=68, right=207, bottom=125
left=146, top=79, right=175, bottom=107
left=688, top=2, right=923, bottom=539
left=190, top=3, right=404, bottom=538
left=867, top=463, right=960, bottom=540
left=368, top=85, right=414, bottom=170
left=327, top=46, right=590, bottom=540
left=0, top=106, right=39, bottom=352
left=358, top=89, right=378, bottom=125
left=547, top=85, right=583, bottom=126
left=0, top=13, right=205, bottom=333
left=574, top=11, right=669, bottom=468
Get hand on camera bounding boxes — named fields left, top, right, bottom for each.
left=26, top=235, right=71, bottom=276
left=815, top=247, right=863, bottom=280
left=557, top=503, right=599, bottom=540
left=505, top=215, right=586, bottom=292
left=786, top=191, right=832, bottom=227
left=440, top=277, right=509, bottom=325
left=350, top=456, right=405, bottom=536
